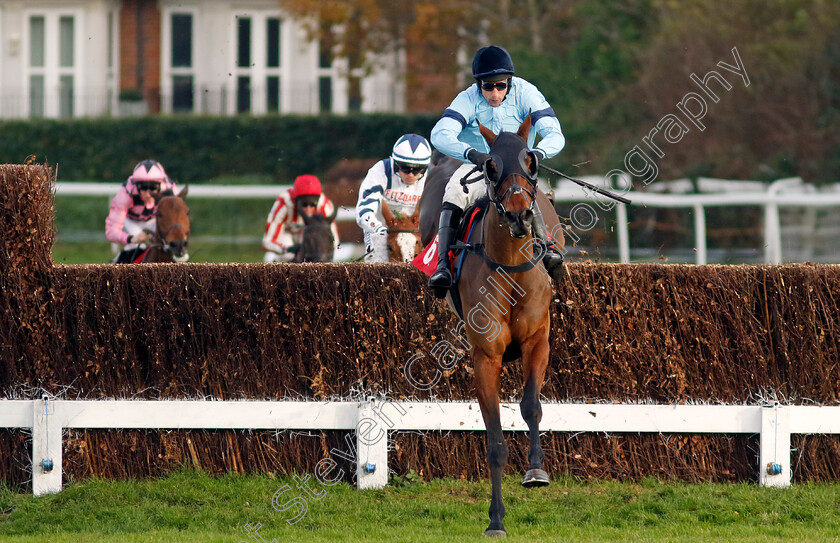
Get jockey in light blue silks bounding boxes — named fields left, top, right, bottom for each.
left=428, top=45, right=566, bottom=298
left=356, top=134, right=431, bottom=262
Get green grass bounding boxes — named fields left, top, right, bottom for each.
left=53, top=193, right=277, bottom=264
left=1, top=470, right=840, bottom=542
left=51, top=240, right=268, bottom=265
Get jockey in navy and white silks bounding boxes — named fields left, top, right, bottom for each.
left=427, top=45, right=566, bottom=296
left=355, top=134, right=431, bottom=263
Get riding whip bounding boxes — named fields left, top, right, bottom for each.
left=538, top=164, right=632, bottom=204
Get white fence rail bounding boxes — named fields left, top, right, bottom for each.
left=3, top=398, right=840, bottom=496
left=554, top=177, right=840, bottom=265
left=55, top=178, right=840, bottom=264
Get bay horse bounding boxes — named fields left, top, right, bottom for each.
left=139, top=187, right=190, bottom=263
left=293, top=207, right=337, bottom=262
left=381, top=200, right=422, bottom=262
left=419, top=117, right=563, bottom=537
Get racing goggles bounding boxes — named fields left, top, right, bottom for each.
left=136, top=181, right=162, bottom=192
left=296, top=196, right=319, bottom=209
left=395, top=162, right=427, bottom=175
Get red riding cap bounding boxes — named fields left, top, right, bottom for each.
left=293, top=174, right=322, bottom=198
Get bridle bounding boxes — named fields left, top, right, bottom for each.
left=296, top=218, right=334, bottom=262
left=457, top=134, right=545, bottom=273
left=484, top=133, right=539, bottom=216
left=155, top=222, right=188, bottom=253
left=459, top=133, right=540, bottom=220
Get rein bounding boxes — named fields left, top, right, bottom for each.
left=460, top=137, right=544, bottom=273
left=459, top=166, right=484, bottom=193
left=455, top=204, right=544, bottom=274
left=458, top=240, right=544, bottom=273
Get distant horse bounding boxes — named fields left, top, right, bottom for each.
left=419, top=117, right=563, bottom=537
left=381, top=200, right=422, bottom=262
left=139, top=188, right=190, bottom=263
left=293, top=208, right=337, bottom=262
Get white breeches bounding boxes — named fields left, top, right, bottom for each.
left=442, top=163, right=487, bottom=212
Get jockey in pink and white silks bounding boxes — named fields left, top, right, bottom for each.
left=262, top=174, right=339, bottom=262
left=427, top=45, right=567, bottom=297
left=105, top=159, right=180, bottom=263
left=355, top=134, right=431, bottom=263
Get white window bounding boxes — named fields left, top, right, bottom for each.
left=317, top=25, right=334, bottom=113
left=231, top=12, right=283, bottom=115
left=161, top=9, right=196, bottom=113
left=24, top=10, right=83, bottom=118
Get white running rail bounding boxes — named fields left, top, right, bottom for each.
left=2, top=398, right=839, bottom=495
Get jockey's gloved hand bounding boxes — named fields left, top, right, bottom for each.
left=129, top=231, right=151, bottom=244
left=367, top=221, right=387, bottom=236
left=467, top=149, right=492, bottom=168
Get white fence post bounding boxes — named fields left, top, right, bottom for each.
left=616, top=203, right=630, bottom=263
left=759, top=403, right=791, bottom=488
left=693, top=203, right=707, bottom=265
left=32, top=397, right=62, bottom=496
left=355, top=399, right=389, bottom=490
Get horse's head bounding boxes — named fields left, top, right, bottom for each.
left=381, top=201, right=422, bottom=262
left=154, top=186, right=190, bottom=262
left=298, top=207, right=337, bottom=262
left=479, top=116, right=540, bottom=238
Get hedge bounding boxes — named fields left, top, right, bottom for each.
left=0, top=114, right=439, bottom=183
left=4, top=163, right=840, bottom=488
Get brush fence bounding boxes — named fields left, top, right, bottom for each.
left=4, top=398, right=840, bottom=495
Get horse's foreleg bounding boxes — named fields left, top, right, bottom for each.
left=474, top=352, right=508, bottom=536
left=520, top=328, right=550, bottom=487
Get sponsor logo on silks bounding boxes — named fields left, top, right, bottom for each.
left=384, top=190, right=421, bottom=205
left=412, top=234, right=438, bottom=276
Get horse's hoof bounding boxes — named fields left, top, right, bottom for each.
left=522, top=468, right=550, bottom=487
left=484, top=529, right=507, bottom=538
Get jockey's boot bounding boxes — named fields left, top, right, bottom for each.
left=428, top=206, right=463, bottom=298
left=532, top=204, right=565, bottom=280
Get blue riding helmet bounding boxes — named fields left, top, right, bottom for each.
left=472, top=45, right=515, bottom=81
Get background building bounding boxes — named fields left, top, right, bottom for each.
left=0, top=0, right=404, bottom=119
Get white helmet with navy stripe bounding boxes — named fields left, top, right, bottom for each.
left=391, top=134, right=432, bottom=167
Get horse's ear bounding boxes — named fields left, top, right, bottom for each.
left=328, top=206, right=338, bottom=222
left=479, top=122, right=497, bottom=147
left=409, top=202, right=420, bottom=221
left=178, top=185, right=189, bottom=200
left=381, top=200, right=395, bottom=223
left=517, top=111, right=532, bottom=141
left=152, top=192, right=164, bottom=204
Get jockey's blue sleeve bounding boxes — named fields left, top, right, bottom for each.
left=430, top=77, right=565, bottom=163
left=431, top=115, right=473, bottom=162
